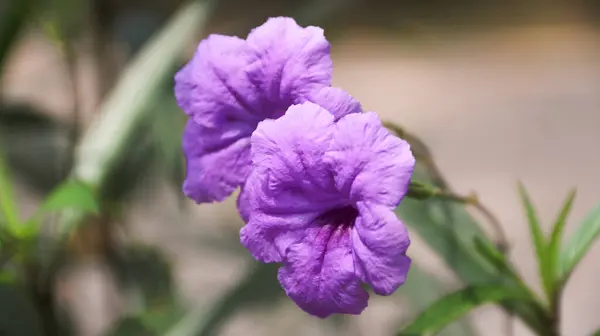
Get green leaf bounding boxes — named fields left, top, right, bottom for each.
left=398, top=285, right=531, bottom=335
left=472, top=237, right=545, bottom=306
left=40, top=180, right=99, bottom=215
left=397, top=165, right=551, bottom=334
left=0, top=144, right=19, bottom=228
left=399, top=265, right=477, bottom=336
left=473, top=237, right=511, bottom=275
left=0, top=269, right=16, bottom=284
left=560, top=200, right=600, bottom=282
left=397, top=169, right=495, bottom=285
left=547, top=189, right=576, bottom=287
left=517, top=182, right=552, bottom=299
left=10, top=218, right=39, bottom=239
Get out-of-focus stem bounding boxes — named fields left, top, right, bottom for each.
left=384, top=120, right=514, bottom=335
left=432, top=190, right=509, bottom=253
left=64, top=42, right=80, bottom=172
left=383, top=121, right=509, bottom=252
left=549, top=289, right=562, bottom=336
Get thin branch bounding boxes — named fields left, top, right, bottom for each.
left=63, top=42, right=81, bottom=171
left=432, top=190, right=509, bottom=253
left=383, top=120, right=508, bottom=251
left=384, top=120, right=513, bottom=336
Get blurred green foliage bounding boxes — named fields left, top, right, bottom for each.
left=0, top=284, right=45, bottom=336
left=398, top=284, right=531, bottom=335
left=1, top=0, right=600, bottom=335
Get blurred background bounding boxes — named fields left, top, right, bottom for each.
left=1, top=0, right=599, bottom=335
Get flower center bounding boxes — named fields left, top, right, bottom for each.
left=315, top=205, right=359, bottom=230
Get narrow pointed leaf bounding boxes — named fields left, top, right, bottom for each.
left=10, top=218, right=38, bottom=239
left=473, top=237, right=511, bottom=275
left=473, top=237, right=545, bottom=307
left=40, top=180, right=99, bottom=214
left=399, top=265, right=477, bottom=336
left=397, top=181, right=494, bottom=284
left=547, top=189, right=576, bottom=286
left=560, top=201, right=600, bottom=281
left=398, top=164, right=551, bottom=334
left=398, top=285, right=531, bottom=336
left=517, top=182, right=552, bottom=298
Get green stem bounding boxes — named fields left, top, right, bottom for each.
left=386, top=122, right=534, bottom=334
left=548, top=289, right=562, bottom=336
left=407, top=181, right=509, bottom=253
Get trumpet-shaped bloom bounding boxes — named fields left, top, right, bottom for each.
left=240, top=102, right=415, bottom=317
left=176, top=17, right=360, bottom=203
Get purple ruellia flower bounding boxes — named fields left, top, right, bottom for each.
left=240, top=101, right=416, bottom=317
left=175, top=17, right=360, bottom=203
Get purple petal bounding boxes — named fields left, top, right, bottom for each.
left=237, top=185, right=251, bottom=223
left=304, top=86, right=363, bottom=120
left=324, top=112, right=416, bottom=207
left=352, top=202, right=411, bottom=295
left=246, top=17, right=332, bottom=111
left=278, top=225, right=369, bottom=318
left=240, top=212, right=312, bottom=263
left=241, top=104, right=344, bottom=261
left=174, top=35, right=261, bottom=128
left=239, top=170, right=317, bottom=263
left=249, top=103, right=341, bottom=211
left=182, top=119, right=251, bottom=203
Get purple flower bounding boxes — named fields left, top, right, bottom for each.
left=175, top=17, right=360, bottom=203
left=240, top=102, right=415, bottom=317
